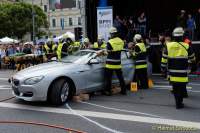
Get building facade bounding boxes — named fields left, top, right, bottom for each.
left=24, top=0, right=85, bottom=39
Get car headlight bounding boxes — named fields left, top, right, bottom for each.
left=24, top=76, right=44, bottom=85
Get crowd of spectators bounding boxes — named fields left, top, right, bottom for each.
left=176, top=8, right=200, bottom=41
left=113, top=12, right=147, bottom=43
left=0, top=43, right=43, bottom=69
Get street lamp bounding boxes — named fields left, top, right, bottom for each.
left=32, top=0, right=35, bottom=44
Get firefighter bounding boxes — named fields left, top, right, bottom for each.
left=103, top=27, right=126, bottom=95
left=132, top=34, right=148, bottom=89
left=161, top=27, right=195, bottom=109
left=81, top=38, right=91, bottom=49
left=44, top=38, right=57, bottom=54
left=93, top=35, right=106, bottom=49
left=57, top=32, right=75, bottom=61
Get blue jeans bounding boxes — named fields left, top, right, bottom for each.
left=139, top=25, right=146, bottom=36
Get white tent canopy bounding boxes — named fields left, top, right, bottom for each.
left=0, top=37, right=19, bottom=44
left=53, top=32, right=75, bottom=42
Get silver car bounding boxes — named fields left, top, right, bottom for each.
left=11, top=49, right=134, bottom=105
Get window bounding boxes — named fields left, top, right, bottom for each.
left=52, top=19, right=56, bottom=27
left=78, top=0, right=81, bottom=9
left=78, top=17, right=81, bottom=25
left=69, top=18, right=73, bottom=26
left=60, top=18, right=64, bottom=29
left=44, top=5, right=47, bottom=12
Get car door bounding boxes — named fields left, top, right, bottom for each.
left=84, top=55, right=106, bottom=91
left=121, top=51, right=134, bottom=84
left=111, top=51, right=134, bottom=85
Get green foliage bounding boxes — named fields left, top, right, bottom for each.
left=0, top=2, right=48, bottom=39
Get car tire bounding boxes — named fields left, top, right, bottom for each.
left=50, top=78, right=73, bottom=105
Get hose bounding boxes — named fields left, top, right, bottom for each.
left=0, top=96, right=15, bottom=102
left=0, top=121, right=86, bottom=133
left=0, top=97, right=86, bottom=132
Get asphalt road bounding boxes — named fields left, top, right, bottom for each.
left=0, top=70, right=200, bottom=133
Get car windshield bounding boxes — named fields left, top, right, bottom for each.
left=61, top=50, right=95, bottom=64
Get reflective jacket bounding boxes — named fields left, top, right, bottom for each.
left=56, top=42, right=69, bottom=61
left=44, top=44, right=56, bottom=54
left=161, top=42, right=195, bottom=83
left=133, top=43, right=147, bottom=69
left=106, top=37, right=124, bottom=69
left=56, top=43, right=63, bottom=61
left=93, top=42, right=106, bottom=49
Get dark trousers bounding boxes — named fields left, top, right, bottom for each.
left=105, top=68, right=126, bottom=93
left=172, top=83, right=187, bottom=106
left=133, top=68, right=148, bottom=89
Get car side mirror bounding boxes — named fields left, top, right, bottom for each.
left=88, top=59, right=99, bottom=65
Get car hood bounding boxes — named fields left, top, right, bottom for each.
left=14, top=61, right=77, bottom=78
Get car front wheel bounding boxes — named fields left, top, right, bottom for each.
left=50, top=78, right=72, bottom=105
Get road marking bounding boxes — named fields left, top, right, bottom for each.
left=0, top=102, right=200, bottom=129
left=154, top=85, right=192, bottom=89
left=154, top=81, right=200, bottom=86
left=66, top=104, right=124, bottom=133
left=0, top=78, right=9, bottom=81
left=0, top=85, right=11, bottom=90
left=154, top=85, right=200, bottom=93
left=80, top=101, right=162, bottom=118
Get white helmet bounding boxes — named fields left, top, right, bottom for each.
left=47, top=38, right=53, bottom=42
left=109, top=27, right=117, bottom=34
left=98, top=35, right=104, bottom=40
left=173, top=27, right=184, bottom=37
left=134, top=34, right=142, bottom=42
left=65, top=32, right=75, bottom=42
left=83, top=38, right=90, bottom=43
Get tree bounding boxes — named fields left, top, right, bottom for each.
left=0, top=2, right=48, bottom=39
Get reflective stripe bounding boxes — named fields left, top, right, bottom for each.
left=135, top=60, right=147, bottom=63
left=106, top=64, right=122, bottom=69
left=106, top=59, right=121, bottom=62
left=162, top=54, right=168, bottom=58
left=161, top=64, right=167, bottom=67
left=188, top=53, right=195, bottom=58
left=170, top=76, right=188, bottom=82
left=168, top=56, right=188, bottom=59
left=135, top=64, right=147, bottom=69
left=168, top=69, right=188, bottom=73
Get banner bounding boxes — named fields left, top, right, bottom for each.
left=97, top=7, right=113, bottom=42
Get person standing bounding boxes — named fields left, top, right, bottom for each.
left=132, top=34, right=148, bottom=90
left=57, top=33, right=75, bottom=61
left=93, top=35, right=106, bottom=49
left=195, top=8, right=200, bottom=40
left=187, top=14, right=196, bottom=40
left=138, top=12, right=147, bottom=36
left=44, top=38, right=57, bottom=54
left=103, top=27, right=126, bottom=96
left=177, top=10, right=187, bottom=29
left=81, top=38, right=92, bottom=49
left=161, top=27, right=195, bottom=109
